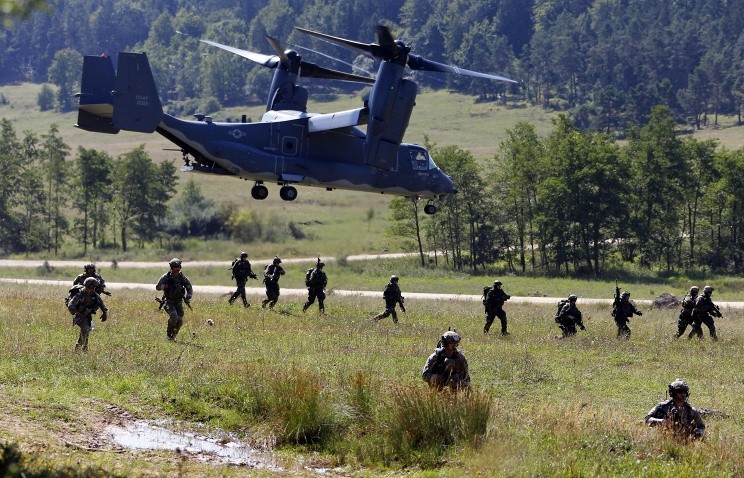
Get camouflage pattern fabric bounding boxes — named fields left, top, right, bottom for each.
left=675, top=292, right=698, bottom=337
left=303, top=268, right=328, bottom=313
left=645, top=399, right=705, bottom=439
left=73, top=272, right=106, bottom=295
left=156, top=271, right=193, bottom=340
left=484, top=287, right=510, bottom=335
left=689, top=294, right=720, bottom=341
left=374, top=281, right=403, bottom=323
left=422, top=347, right=471, bottom=391
left=67, top=289, right=108, bottom=353
left=229, top=258, right=257, bottom=307
left=262, top=264, right=285, bottom=309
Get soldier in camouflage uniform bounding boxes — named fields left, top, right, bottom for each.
left=484, top=280, right=511, bottom=336
left=688, top=285, right=721, bottom=341
left=644, top=379, right=705, bottom=440
left=67, top=277, right=108, bottom=353
left=302, top=260, right=327, bottom=314
left=422, top=331, right=471, bottom=392
left=373, top=275, right=404, bottom=323
left=261, top=256, right=285, bottom=309
left=612, top=290, right=642, bottom=339
left=228, top=251, right=257, bottom=307
left=555, top=294, right=585, bottom=338
left=675, top=286, right=699, bottom=338
left=156, top=258, right=193, bottom=340
left=73, top=263, right=107, bottom=296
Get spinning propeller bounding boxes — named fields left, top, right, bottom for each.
left=200, top=37, right=375, bottom=84
left=295, top=25, right=517, bottom=83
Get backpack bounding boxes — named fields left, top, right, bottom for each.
left=305, top=268, right=314, bottom=287
left=482, top=286, right=492, bottom=305
left=65, top=284, right=85, bottom=307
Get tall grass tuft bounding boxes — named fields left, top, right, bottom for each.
left=384, top=386, right=490, bottom=464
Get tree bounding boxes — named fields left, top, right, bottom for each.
left=37, top=83, right=55, bottom=111
left=41, top=124, right=70, bottom=254
left=387, top=197, right=426, bottom=267
left=47, top=48, right=83, bottom=112
left=71, top=147, right=113, bottom=253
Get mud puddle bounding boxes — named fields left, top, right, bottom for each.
left=104, top=419, right=282, bottom=470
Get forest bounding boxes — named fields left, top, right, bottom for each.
left=1, top=0, right=743, bottom=131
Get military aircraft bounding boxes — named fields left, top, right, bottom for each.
left=75, top=26, right=515, bottom=214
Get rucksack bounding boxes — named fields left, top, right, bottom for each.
left=482, top=286, right=492, bottom=305
left=305, top=268, right=314, bottom=287
left=65, top=284, right=85, bottom=307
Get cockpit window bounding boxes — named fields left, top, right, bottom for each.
left=410, top=149, right=434, bottom=171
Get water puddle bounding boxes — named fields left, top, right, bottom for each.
left=104, top=420, right=282, bottom=470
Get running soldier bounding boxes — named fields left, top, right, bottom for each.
left=302, top=259, right=327, bottom=314
left=555, top=294, right=585, bottom=338
left=373, top=275, right=404, bottom=323
left=73, top=263, right=108, bottom=296
left=422, top=331, right=471, bottom=392
left=484, top=280, right=510, bottom=336
left=612, top=289, right=642, bottom=339
left=261, top=256, right=285, bottom=309
left=688, top=285, right=721, bottom=341
left=156, top=258, right=193, bottom=341
left=675, top=286, right=699, bottom=338
left=644, top=379, right=705, bottom=440
left=228, top=251, right=257, bottom=307
left=67, top=277, right=108, bottom=353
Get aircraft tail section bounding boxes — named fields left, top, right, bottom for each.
left=112, top=52, right=163, bottom=133
left=76, top=55, right=119, bottom=134
left=75, top=52, right=163, bottom=134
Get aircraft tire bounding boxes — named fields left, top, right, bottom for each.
left=424, top=204, right=437, bottom=215
left=279, top=186, right=298, bottom=201
left=251, top=185, right=269, bottom=200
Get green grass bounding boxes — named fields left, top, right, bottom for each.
left=0, top=282, right=742, bottom=476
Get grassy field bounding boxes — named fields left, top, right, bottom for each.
left=0, top=283, right=742, bottom=477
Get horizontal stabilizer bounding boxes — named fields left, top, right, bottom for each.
left=308, top=108, right=368, bottom=132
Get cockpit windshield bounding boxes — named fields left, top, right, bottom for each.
left=410, top=148, right=436, bottom=171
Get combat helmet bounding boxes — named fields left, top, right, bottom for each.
left=668, top=378, right=690, bottom=398
left=84, top=263, right=96, bottom=271
left=169, top=258, right=182, bottom=268
left=689, top=286, right=699, bottom=294
left=390, top=275, right=399, bottom=283
left=272, top=256, right=282, bottom=264
left=493, top=280, right=502, bottom=286
left=441, top=330, right=461, bottom=345
left=621, top=291, right=631, bottom=299
left=83, top=277, right=99, bottom=288
left=568, top=294, right=578, bottom=302
left=240, top=251, right=248, bottom=258
left=703, top=285, right=714, bottom=294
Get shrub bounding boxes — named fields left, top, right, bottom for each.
left=37, top=84, right=55, bottom=111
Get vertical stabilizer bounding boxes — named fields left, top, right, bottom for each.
left=75, top=55, right=119, bottom=134
left=112, top=52, right=163, bottom=133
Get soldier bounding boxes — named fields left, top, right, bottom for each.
left=73, top=263, right=108, bottom=296
left=261, top=256, right=285, bottom=309
left=644, top=379, right=705, bottom=440
left=555, top=294, right=585, bottom=338
left=302, top=259, right=327, bottom=314
left=67, top=277, right=108, bottom=353
left=612, top=290, right=642, bottom=339
left=228, top=251, right=258, bottom=307
left=675, top=286, right=699, bottom=338
left=688, top=285, right=721, bottom=341
left=373, top=275, right=405, bottom=323
left=484, top=280, right=511, bottom=336
left=422, top=331, right=471, bottom=392
left=156, top=258, right=193, bottom=341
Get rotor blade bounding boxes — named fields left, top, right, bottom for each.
left=407, top=54, right=517, bottom=83
left=290, top=44, right=377, bottom=77
left=298, top=61, right=375, bottom=84
left=375, top=25, right=400, bottom=60
left=200, top=39, right=280, bottom=68
left=295, top=27, right=381, bottom=59
left=265, top=35, right=290, bottom=69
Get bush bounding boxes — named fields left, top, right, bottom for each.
left=37, top=84, right=56, bottom=111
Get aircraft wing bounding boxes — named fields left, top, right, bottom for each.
left=307, top=108, right=368, bottom=132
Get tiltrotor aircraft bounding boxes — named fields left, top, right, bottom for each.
left=75, top=26, right=515, bottom=214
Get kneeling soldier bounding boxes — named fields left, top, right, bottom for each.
left=422, top=331, right=471, bottom=392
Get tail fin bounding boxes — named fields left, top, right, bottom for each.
left=75, top=52, right=163, bottom=134
left=75, top=55, right=119, bottom=134
left=112, top=52, right=163, bottom=133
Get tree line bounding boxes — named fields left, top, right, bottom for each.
left=392, top=106, right=744, bottom=275
left=1, top=0, right=743, bottom=132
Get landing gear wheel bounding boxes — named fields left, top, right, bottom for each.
left=424, top=203, right=437, bottom=215
left=251, top=184, right=269, bottom=200
left=279, top=185, right=298, bottom=201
